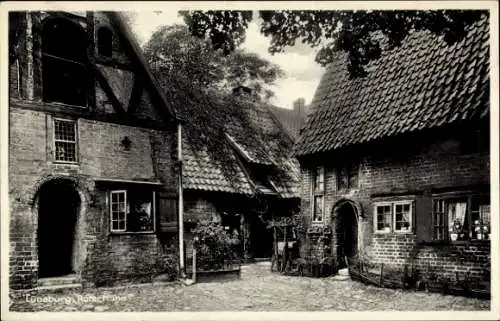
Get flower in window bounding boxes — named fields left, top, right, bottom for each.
left=451, top=219, right=463, bottom=234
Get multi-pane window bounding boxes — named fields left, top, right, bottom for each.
left=312, top=166, right=325, bottom=222
left=394, top=203, right=412, bottom=232
left=374, top=201, right=413, bottom=233
left=433, top=194, right=490, bottom=241
left=338, top=163, right=359, bottom=190
left=375, top=204, right=392, bottom=232
left=110, top=189, right=156, bottom=233
left=110, top=190, right=127, bottom=232
left=54, top=119, right=77, bottom=162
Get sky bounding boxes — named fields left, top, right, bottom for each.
left=129, top=10, right=325, bottom=109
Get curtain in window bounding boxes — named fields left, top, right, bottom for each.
left=480, top=205, right=490, bottom=225
left=448, top=201, right=467, bottom=232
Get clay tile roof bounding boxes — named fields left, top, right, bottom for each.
left=268, top=106, right=308, bottom=140
left=182, top=102, right=300, bottom=198
left=294, top=16, right=490, bottom=157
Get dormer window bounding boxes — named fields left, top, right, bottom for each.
left=97, top=27, right=113, bottom=57
left=42, top=17, right=88, bottom=107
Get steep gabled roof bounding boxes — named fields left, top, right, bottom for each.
left=106, top=12, right=178, bottom=122
left=294, top=16, right=489, bottom=157
left=182, top=101, right=300, bottom=198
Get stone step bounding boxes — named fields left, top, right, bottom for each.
left=37, top=283, right=82, bottom=292
left=38, top=274, right=79, bottom=287
left=338, top=268, right=349, bottom=276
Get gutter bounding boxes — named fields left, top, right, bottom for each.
left=177, top=122, right=186, bottom=278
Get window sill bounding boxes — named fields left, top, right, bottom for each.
left=110, top=231, right=156, bottom=236
left=417, top=239, right=490, bottom=246
left=53, top=161, right=79, bottom=166
left=374, top=231, right=414, bottom=236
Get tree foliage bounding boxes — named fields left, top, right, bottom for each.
left=143, top=24, right=284, bottom=189
left=180, top=10, right=485, bottom=78
left=144, top=24, right=284, bottom=99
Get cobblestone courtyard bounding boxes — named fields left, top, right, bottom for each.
left=10, top=262, right=490, bottom=312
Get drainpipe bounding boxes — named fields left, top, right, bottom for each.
left=177, top=122, right=186, bottom=278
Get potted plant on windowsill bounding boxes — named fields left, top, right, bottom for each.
left=383, top=224, right=391, bottom=233
left=449, top=219, right=463, bottom=241
left=473, top=220, right=487, bottom=240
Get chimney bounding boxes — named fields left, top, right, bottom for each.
left=232, top=85, right=252, bottom=96
left=293, top=98, right=306, bottom=114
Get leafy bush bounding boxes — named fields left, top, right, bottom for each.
left=191, top=220, right=241, bottom=270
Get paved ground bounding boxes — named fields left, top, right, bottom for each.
left=10, top=262, right=490, bottom=312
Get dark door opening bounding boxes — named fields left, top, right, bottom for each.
left=37, top=179, right=80, bottom=278
left=335, top=203, right=358, bottom=269
left=249, top=214, right=273, bottom=259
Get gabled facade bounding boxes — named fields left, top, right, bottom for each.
left=8, top=11, right=179, bottom=289
left=294, top=16, right=490, bottom=287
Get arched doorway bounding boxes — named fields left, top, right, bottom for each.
left=333, top=201, right=359, bottom=269
left=37, top=179, right=81, bottom=277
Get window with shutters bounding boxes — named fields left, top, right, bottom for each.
left=312, top=166, right=325, bottom=222
left=432, top=193, right=490, bottom=241
left=373, top=200, right=413, bottom=234
left=110, top=189, right=156, bottom=233
left=158, top=193, right=178, bottom=233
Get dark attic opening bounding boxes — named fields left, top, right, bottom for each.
left=42, top=17, right=88, bottom=107
left=97, top=26, right=113, bottom=57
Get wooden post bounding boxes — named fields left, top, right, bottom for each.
left=380, top=264, right=384, bottom=287
left=177, top=123, right=186, bottom=278
left=283, top=226, right=287, bottom=273
left=192, top=243, right=197, bottom=283
left=273, top=226, right=278, bottom=260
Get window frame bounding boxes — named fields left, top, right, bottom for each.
left=431, top=192, right=490, bottom=242
left=109, top=189, right=157, bottom=234
left=53, top=118, right=78, bottom=164
left=373, top=200, right=414, bottom=234
left=337, top=163, right=359, bottom=191
left=392, top=200, right=413, bottom=234
left=110, top=190, right=127, bottom=233
left=311, top=166, right=325, bottom=223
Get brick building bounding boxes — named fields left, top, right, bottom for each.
left=293, top=16, right=490, bottom=286
left=180, top=91, right=301, bottom=260
left=8, top=11, right=180, bottom=289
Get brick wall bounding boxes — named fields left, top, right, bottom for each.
left=369, top=234, right=490, bottom=285
left=9, top=106, right=177, bottom=289
left=298, top=131, right=490, bottom=282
